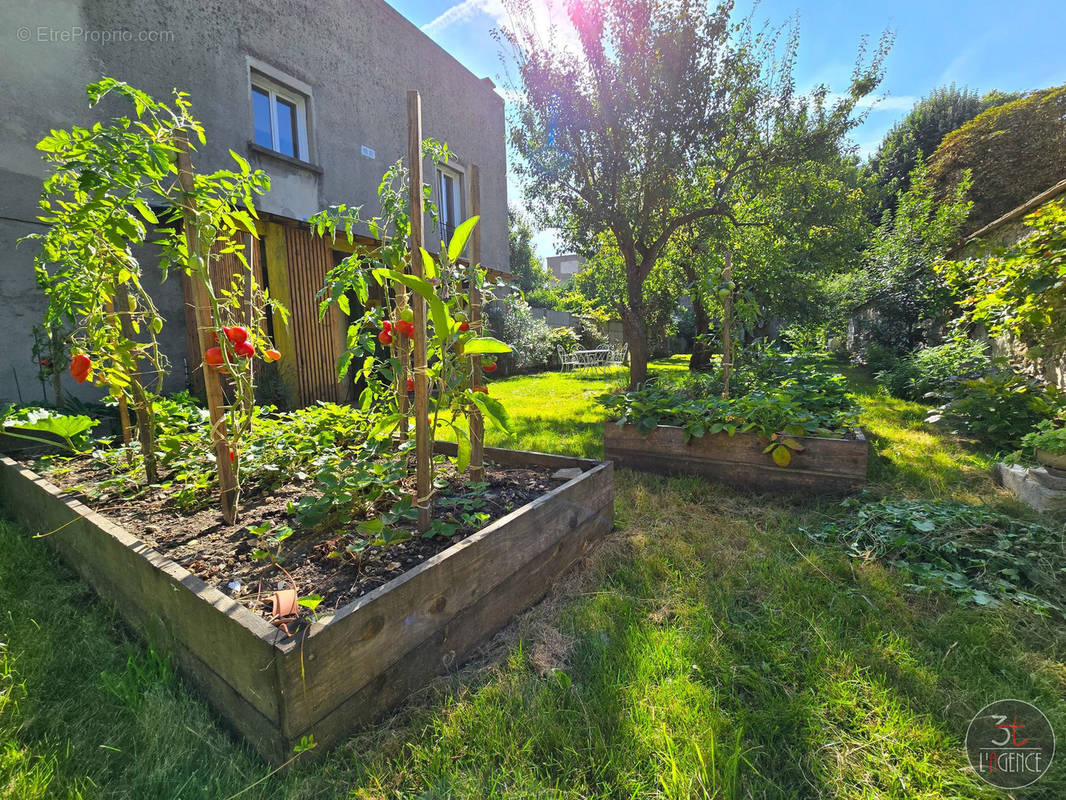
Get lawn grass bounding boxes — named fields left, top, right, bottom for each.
left=1, top=360, right=1064, bottom=798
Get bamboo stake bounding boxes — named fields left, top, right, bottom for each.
left=407, top=91, right=432, bottom=532
left=468, top=164, right=485, bottom=481
left=175, top=133, right=239, bottom=524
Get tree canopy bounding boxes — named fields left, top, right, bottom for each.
left=928, top=85, right=1066, bottom=234
left=507, top=207, right=552, bottom=292
left=501, top=0, right=889, bottom=386
left=866, top=85, right=1015, bottom=221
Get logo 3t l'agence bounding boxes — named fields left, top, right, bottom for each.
left=966, top=699, right=1055, bottom=789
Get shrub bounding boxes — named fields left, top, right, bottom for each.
left=1021, top=418, right=1066, bottom=456
left=485, top=296, right=554, bottom=371
left=878, top=338, right=992, bottom=402
left=928, top=370, right=1061, bottom=450
left=573, top=316, right=607, bottom=350
left=547, top=326, right=579, bottom=355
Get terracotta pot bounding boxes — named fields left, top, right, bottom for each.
left=1035, top=449, right=1066, bottom=471
left=270, top=588, right=299, bottom=625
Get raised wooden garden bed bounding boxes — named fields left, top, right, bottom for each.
left=604, top=423, right=867, bottom=493
left=0, top=446, right=613, bottom=764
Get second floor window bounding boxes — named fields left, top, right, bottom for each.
left=251, top=73, right=308, bottom=160
left=437, top=167, right=463, bottom=246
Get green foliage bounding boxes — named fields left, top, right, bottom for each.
left=813, top=498, right=1065, bottom=615
left=927, top=370, right=1061, bottom=450
left=928, top=85, right=1066, bottom=234
left=547, top=326, right=579, bottom=355
left=0, top=405, right=97, bottom=453
left=504, top=0, right=889, bottom=386
left=28, top=78, right=281, bottom=494
left=508, top=207, right=551, bottom=292
left=942, top=198, right=1066, bottom=356
left=877, top=338, right=992, bottom=402
left=599, top=348, right=857, bottom=447
left=485, top=296, right=554, bottom=371
left=865, top=85, right=1014, bottom=220
left=849, top=159, right=972, bottom=355
left=1021, top=418, right=1066, bottom=455
left=311, top=145, right=514, bottom=494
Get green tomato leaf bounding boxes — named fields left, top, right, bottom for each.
left=462, top=337, right=511, bottom=355
left=447, top=216, right=479, bottom=264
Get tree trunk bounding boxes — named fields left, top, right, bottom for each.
left=624, top=262, right=650, bottom=388
left=689, top=292, right=713, bottom=372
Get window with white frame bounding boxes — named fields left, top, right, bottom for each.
left=251, top=72, right=309, bottom=161
left=436, top=166, right=464, bottom=246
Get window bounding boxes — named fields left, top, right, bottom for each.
left=436, top=166, right=464, bottom=246
left=250, top=73, right=309, bottom=160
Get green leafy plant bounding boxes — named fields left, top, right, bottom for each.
left=599, top=348, right=858, bottom=465
left=1021, top=418, right=1066, bottom=456
left=811, top=498, right=1065, bottom=615
left=926, top=370, right=1061, bottom=450
left=1, top=406, right=97, bottom=453
left=28, top=77, right=285, bottom=519
left=942, top=198, right=1066, bottom=357
left=877, top=337, right=992, bottom=402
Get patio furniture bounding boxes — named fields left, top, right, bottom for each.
left=557, top=345, right=580, bottom=372
left=573, top=348, right=611, bottom=372
left=608, top=342, right=629, bottom=367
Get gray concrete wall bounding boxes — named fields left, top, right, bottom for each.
left=0, top=0, right=507, bottom=404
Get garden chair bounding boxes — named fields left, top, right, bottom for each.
left=557, top=345, right=579, bottom=372
left=608, top=342, right=629, bottom=367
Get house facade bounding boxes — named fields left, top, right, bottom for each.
left=546, top=253, right=586, bottom=283
left=0, top=0, right=508, bottom=408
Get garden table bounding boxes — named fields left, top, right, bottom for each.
left=573, top=348, right=611, bottom=372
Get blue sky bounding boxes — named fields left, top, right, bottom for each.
left=388, top=0, right=1066, bottom=257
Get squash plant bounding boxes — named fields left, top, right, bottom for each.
left=29, top=78, right=284, bottom=517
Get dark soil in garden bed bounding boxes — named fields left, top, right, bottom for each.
left=28, top=456, right=570, bottom=620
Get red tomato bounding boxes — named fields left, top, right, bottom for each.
left=382, top=320, right=392, bottom=333
left=204, top=346, right=224, bottom=367
left=234, top=340, right=255, bottom=358
left=229, top=449, right=236, bottom=463
left=264, top=348, right=282, bottom=362
left=458, top=321, right=470, bottom=332
left=473, top=386, right=488, bottom=394
left=40, top=358, right=52, bottom=367
left=378, top=330, right=393, bottom=345
left=483, top=361, right=498, bottom=372
left=69, top=354, right=91, bottom=383
left=406, top=377, right=415, bottom=392
left=224, top=326, right=250, bottom=344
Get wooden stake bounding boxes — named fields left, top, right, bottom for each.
left=112, top=282, right=157, bottom=483
left=175, top=133, right=239, bottom=524
left=468, top=164, right=485, bottom=481
left=720, top=250, right=733, bottom=401
left=407, top=91, right=432, bottom=532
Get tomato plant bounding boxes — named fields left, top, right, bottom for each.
left=310, top=143, right=513, bottom=517
left=29, top=78, right=285, bottom=516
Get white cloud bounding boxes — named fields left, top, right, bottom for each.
left=421, top=0, right=504, bottom=36
left=422, top=0, right=581, bottom=55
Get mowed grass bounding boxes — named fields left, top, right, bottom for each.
left=1, top=360, right=1064, bottom=798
